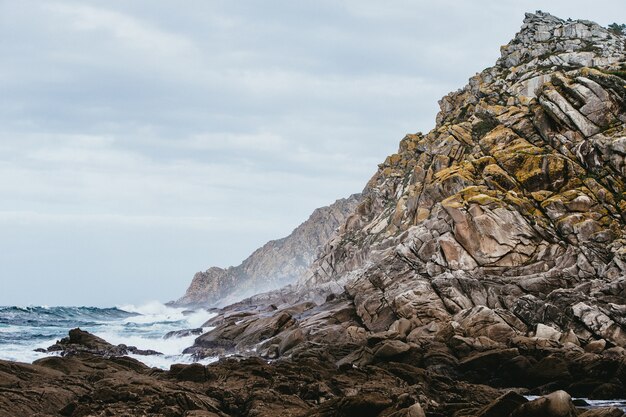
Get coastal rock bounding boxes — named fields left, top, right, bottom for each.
left=475, top=391, right=528, bottom=417
left=578, top=409, right=626, bottom=417
left=164, top=328, right=204, bottom=339
left=174, top=194, right=361, bottom=307
left=7, top=11, right=626, bottom=417
left=510, top=390, right=577, bottom=417
left=181, top=19, right=626, bottom=404
left=283, top=10, right=626, bottom=361
left=46, top=328, right=162, bottom=357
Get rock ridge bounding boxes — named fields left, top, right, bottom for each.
left=174, top=194, right=361, bottom=307
left=188, top=12, right=626, bottom=376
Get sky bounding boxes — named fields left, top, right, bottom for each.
left=0, top=1, right=624, bottom=306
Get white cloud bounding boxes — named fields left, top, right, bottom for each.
left=45, top=2, right=199, bottom=58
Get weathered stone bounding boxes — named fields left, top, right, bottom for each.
left=535, top=324, right=562, bottom=341
left=475, top=391, right=528, bottom=417
left=510, top=390, right=578, bottom=417
left=374, top=340, right=411, bottom=359
left=585, top=339, right=607, bottom=353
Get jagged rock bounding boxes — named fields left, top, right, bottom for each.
left=174, top=195, right=361, bottom=307
left=388, top=402, right=426, bottom=417
left=373, top=340, right=411, bottom=359
left=585, top=338, right=607, bottom=353
left=183, top=16, right=626, bottom=386
left=510, top=390, right=578, bottom=417
left=475, top=391, right=528, bottom=417
left=573, top=303, right=626, bottom=346
left=163, top=328, right=204, bottom=339
left=47, top=328, right=162, bottom=357
left=5, top=11, right=626, bottom=417
left=536, top=324, right=563, bottom=341
left=286, top=10, right=626, bottom=358
left=579, top=408, right=626, bottom=417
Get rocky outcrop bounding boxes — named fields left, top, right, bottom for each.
left=181, top=11, right=626, bottom=406
left=4, top=329, right=626, bottom=416
left=45, top=328, right=161, bottom=357
left=174, top=194, right=361, bottom=307
left=289, top=11, right=626, bottom=348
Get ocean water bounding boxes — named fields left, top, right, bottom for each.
left=0, top=301, right=217, bottom=369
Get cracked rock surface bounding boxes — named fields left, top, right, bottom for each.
left=185, top=13, right=626, bottom=401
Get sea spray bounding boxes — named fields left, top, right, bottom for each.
left=0, top=302, right=216, bottom=368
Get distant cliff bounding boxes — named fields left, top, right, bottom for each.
left=174, top=194, right=361, bottom=306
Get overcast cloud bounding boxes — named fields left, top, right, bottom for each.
left=0, top=1, right=623, bottom=306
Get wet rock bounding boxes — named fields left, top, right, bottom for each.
left=475, top=391, right=528, bottom=417
left=163, top=328, right=204, bottom=339
left=578, top=408, right=626, bottom=417
left=46, top=328, right=162, bottom=357
left=510, top=390, right=578, bottom=417
left=585, top=339, right=607, bottom=353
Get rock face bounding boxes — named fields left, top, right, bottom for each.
left=291, top=11, right=626, bottom=347
left=175, top=194, right=361, bottom=307
left=183, top=11, right=626, bottom=401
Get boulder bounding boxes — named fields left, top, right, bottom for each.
left=163, top=328, right=204, bottom=339
left=373, top=340, right=411, bottom=359
left=510, top=390, right=578, bottom=417
left=585, top=339, right=607, bottom=353
left=536, top=324, right=562, bottom=341
left=475, top=391, right=528, bottom=417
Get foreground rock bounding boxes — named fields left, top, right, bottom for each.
left=4, top=330, right=625, bottom=417
left=0, top=330, right=503, bottom=417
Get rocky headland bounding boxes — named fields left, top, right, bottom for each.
left=174, top=194, right=361, bottom=307
left=2, top=11, right=626, bottom=417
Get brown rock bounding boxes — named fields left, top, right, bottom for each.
left=510, top=390, right=578, bottom=417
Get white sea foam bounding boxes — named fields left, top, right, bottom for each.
left=0, top=302, right=217, bottom=369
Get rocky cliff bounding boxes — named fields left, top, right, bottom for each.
left=295, top=10, right=626, bottom=343
left=185, top=13, right=626, bottom=404
left=175, top=194, right=361, bottom=307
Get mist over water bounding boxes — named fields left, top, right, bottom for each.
left=0, top=301, right=217, bottom=369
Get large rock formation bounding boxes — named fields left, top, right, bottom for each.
left=175, top=194, right=361, bottom=307
left=293, top=11, right=626, bottom=345
left=187, top=12, right=626, bottom=391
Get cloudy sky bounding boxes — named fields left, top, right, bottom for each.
left=0, top=1, right=623, bottom=306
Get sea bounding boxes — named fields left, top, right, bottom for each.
left=0, top=301, right=217, bottom=369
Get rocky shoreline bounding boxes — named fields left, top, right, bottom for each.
left=0, top=327, right=624, bottom=416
